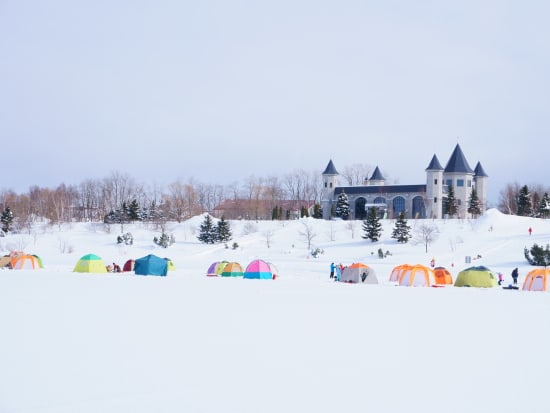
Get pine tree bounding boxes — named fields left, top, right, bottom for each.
left=334, top=190, right=350, bottom=220
left=216, top=216, right=232, bottom=243
left=467, top=188, right=482, bottom=218
left=1, top=206, right=14, bottom=233
left=537, top=192, right=550, bottom=219
left=391, top=211, right=411, bottom=243
left=128, top=199, right=141, bottom=221
left=445, top=185, right=458, bottom=217
left=312, top=203, right=322, bottom=219
left=517, top=185, right=533, bottom=217
left=362, top=207, right=382, bottom=242
left=197, top=214, right=217, bottom=244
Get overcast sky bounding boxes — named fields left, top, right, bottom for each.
left=1, top=1, right=549, bottom=205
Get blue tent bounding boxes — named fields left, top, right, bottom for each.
left=134, top=254, right=168, bottom=276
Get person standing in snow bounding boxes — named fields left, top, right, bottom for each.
left=498, top=272, right=504, bottom=285
left=511, top=268, right=519, bottom=285
left=330, top=262, right=336, bottom=279
left=528, top=227, right=532, bottom=236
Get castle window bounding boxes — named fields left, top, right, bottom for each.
left=457, top=179, right=464, bottom=187
left=434, top=197, right=438, bottom=203
left=324, top=182, right=327, bottom=188
left=329, top=182, right=333, bottom=188
left=434, top=178, right=438, bottom=185
left=458, top=199, right=462, bottom=206
left=467, top=180, right=472, bottom=187
left=446, top=179, right=452, bottom=186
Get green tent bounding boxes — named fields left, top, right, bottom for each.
left=454, top=265, right=497, bottom=288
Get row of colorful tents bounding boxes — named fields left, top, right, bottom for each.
left=338, top=262, right=550, bottom=292
left=73, top=253, right=174, bottom=276
left=206, top=259, right=277, bottom=280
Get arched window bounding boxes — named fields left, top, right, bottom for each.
left=373, top=196, right=386, bottom=205
left=412, top=196, right=426, bottom=219
left=392, top=197, right=406, bottom=216
left=355, top=197, right=367, bottom=220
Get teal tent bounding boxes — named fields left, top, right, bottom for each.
left=134, top=254, right=168, bottom=276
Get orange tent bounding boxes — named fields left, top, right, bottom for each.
left=398, top=264, right=435, bottom=287
left=389, top=264, right=411, bottom=282
left=522, top=268, right=550, bottom=291
left=433, top=266, right=453, bottom=285
left=11, top=254, right=42, bottom=270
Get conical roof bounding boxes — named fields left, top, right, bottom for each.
left=444, top=144, right=474, bottom=174
left=474, top=162, right=488, bottom=177
left=426, top=154, right=444, bottom=171
left=369, top=166, right=385, bottom=181
left=322, top=159, right=339, bottom=175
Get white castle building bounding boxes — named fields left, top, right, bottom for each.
left=321, top=144, right=488, bottom=220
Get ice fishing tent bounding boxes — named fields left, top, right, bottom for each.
left=398, top=264, right=435, bottom=287
left=32, top=255, right=44, bottom=268
left=244, top=259, right=275, bottom=280
left=221, top=262, right=244, bottom=277
left=0, top=256, right=11, bottom=268
left=11, top=254, right=42, bottom=270
left=434, top=266, right=453, bottom=285
left=454, top=266, right=497, bottom=288
left=206, top=261, right=228, bottom=277
left=122, top=259, right=135, bottom=272
left=522, top=268, right=550, bottom=291
left=166, top=259, right=176, bottom=271
left=389, top=264, right=411, bottom=282
left=134, top=254, right=168, bottom=276
left=73, top=254, right=108, bottom=273
left=341, top=262, right=378, bottom=284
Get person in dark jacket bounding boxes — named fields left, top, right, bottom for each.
left=511, top=267, right=519, bottom=285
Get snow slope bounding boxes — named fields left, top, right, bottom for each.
left=1, top=209, right=549, bottom=413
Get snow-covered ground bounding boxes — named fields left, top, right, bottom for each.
left=1, top=209, right=549, bottom=413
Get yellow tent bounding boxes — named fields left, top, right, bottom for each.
left=73, top=254, right=107, bottom=273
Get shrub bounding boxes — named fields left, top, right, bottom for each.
left=524, top=243, right=550, bottom=266
left=117, top=232, right=133, bottom=245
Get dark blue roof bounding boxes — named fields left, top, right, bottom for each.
left=444, top=144, right=474, bottom=174
left=335, top=184, right=427, bottom=195
left=474, top=162, right=488, bottom=177
left=322, top=159, right=339, bottom=175
left=369, top=166, right=385, bottom=181
left=426, top=154, right=444, bottom=170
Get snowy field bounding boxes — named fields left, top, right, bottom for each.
left=1, top=209, right=550, bottom=413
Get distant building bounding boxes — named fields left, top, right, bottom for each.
left=321, top=144, right=488, bottom=220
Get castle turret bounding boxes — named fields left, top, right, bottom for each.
left=474, top=162, right=489, bottom=212
left=367, top=166, right=385, bottom=186
left=321, top=160, right=339, bottom=219
left=425, top=154, right=444, bottom=219
left=443, top=144, right=475, bottom=218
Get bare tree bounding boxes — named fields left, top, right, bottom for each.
left=498, top=182, right=521, bottom=215
left=264, top=229, right=274, bottom=248
left=341, top=163, right=372, bottom=186
left=298, top=219, right=317, bottom=250
left=413, top=223, right=439, bottom=253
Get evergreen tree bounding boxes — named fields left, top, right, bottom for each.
left=444, top=184, right=458, bottom=217
left=362, top=207, right=382, bottom=242
left=300, top=206, right=309, bottom=218
left=524, top=243, right=550, bottom=266
left=537, top=192, right=550, bottom=219
left=467, top=188, right=482, bottom=218
left=517, top=185, right=533, bottom=216
left=197, top=214, right=217, bottom=244
left=391, top=211, right=411, bottom=243
left=334, top=190, right=350, bottom=220
left=1, top=206, right=14, bottom=233
left=272, top=206, right=279, bottom=220
left=216, top=216, right=232, bottom=243
left=128, top=199, right=141, bottom=221
left=312, top=203, right=323, bottom=219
